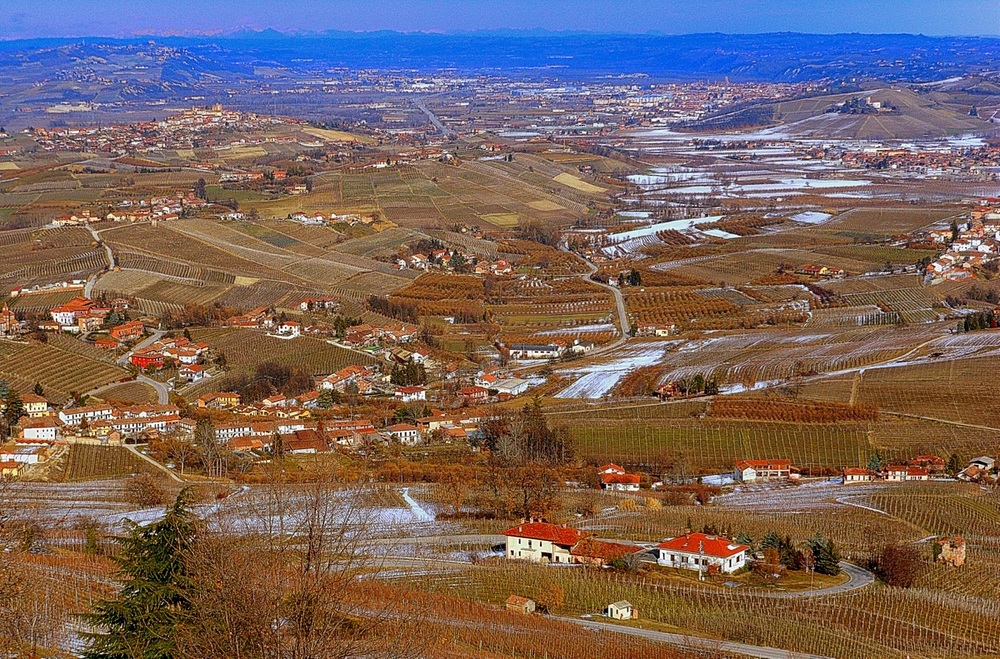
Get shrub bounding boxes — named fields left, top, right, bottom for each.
left=124, top=473, right=166, bottom=508
left=871, top=543, right=926, bottom=588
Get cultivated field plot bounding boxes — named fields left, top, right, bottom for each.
left=103, top=224, right=298, bottom=282
left=803, top=347, right=1000, bottom=429
left=5, top=289, right=85, bottom=312
left=421, top=559, right=1000, bottom=659
left=489, top=277, right=617, bottom=342
left=0, top=339, right=128, bottom=403
left=821, top=207, right=960, bottom=237
left=189, top=328, right=377, bottom=375
left=567, top=414, right=871, bottom=470
left=861, top=483, right=1000, bottom=547
left=93, top=381, right=160, bottom=405
left=333, top=227, right=426, bottom=258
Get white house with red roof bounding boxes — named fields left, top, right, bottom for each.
left=597, top=463, right=641, bottom=491
left=501, top=522, right=585, bottom=564
left=394, top=386, right=427, bottom=403
left=655, top=532, right=749, bottom=574
left=502, top=521, right=639, bottom=566
left=733, top=459, right=792, bottom=483
left=275, top=320, right=301, bottom=338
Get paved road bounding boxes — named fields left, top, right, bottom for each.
left=759, top=561, right=874, bottom=599
left=509, top=248, right=630, bottom=376
left=562, top=617, right=832, bottom=659
left=125, top=444, right=183, bottom=483
left=83, top=222, right=115, bottom=298
left=413, top=97, right=455, bottom=136
left=81, top=330, right=170, bottom=404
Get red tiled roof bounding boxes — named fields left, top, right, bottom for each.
left=734, top=459, right=790, bottom=470
left=598, top=463, right=625, bottom=473
left=600, top=473, right=641, bottom=485
left=501, top=522, right=586, bottom=547
left=842, top=467, right=874, bottom=476
left=656, top=532, right=749, bottom=559
left=570, top=537, right=638, bottom=562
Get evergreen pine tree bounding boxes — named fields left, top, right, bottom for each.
left=81, top=491, right=196, bottom=659
left=808, top=533, right=841, bottom=575
left=2, top=390, right=25, bottom=434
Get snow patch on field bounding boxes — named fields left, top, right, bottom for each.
left=536, top=322, right=616, bottom=335
left=791, top=211, right=833, bottom=224
left=555, top=342, right=674, bottom=398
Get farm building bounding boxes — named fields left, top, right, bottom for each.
left=457, top=386, right=488, bottom=404
left=655, top=532, right=749, bottom=574
left=884, top=465, right=930, bottom=482
left=502, top=522, right=585, bottom=564
left=733, top=459, right=792, bottom=483
left=110, top=320, right=145, bottom=342
left=59, top=404, right=114, bottom=426
left=600, top=472, right=641, bottom=492
left=505, top=595, right=535, bottom=615
left=385, top=423, right=421, bottom=445
left=570, top=537, right=640, bottom=567
left=495, top=378, right=530, bottom=397
left=394, top=386, right=427, bottom=403
left=129, top=351, right=164, bottom=370
left=179, top=364, right=207, bottom=382
left=1, top=445, right=48, bottom=465
left=21, top=393, right=51, bottom=418
left=19, top=417, right=63, bottom=442
left=507, top=344, right=564, bottom=360
left=605, top=601, right=636, bottom=620
left=842, top=467, right=876, bottom=484
left=197, top=392, right=242, bottom=410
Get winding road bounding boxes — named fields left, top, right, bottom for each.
left=117, top=330, right=171, bottom=405
left=81, top=329, right=171, bottom=405
left=83, top=222, right=115, bottom=299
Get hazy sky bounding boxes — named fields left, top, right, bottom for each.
left=0, top=0, right=996, bottom=39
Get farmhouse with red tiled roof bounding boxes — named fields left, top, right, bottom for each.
left=655, top=532, right=749, bottom=574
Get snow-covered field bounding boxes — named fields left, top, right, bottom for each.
left=536, top=322, right=616, bottom=335
left=555, top=342, right=675, bottom=398
left=791, top=211, right=833, bottom=224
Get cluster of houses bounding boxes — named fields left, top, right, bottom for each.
left=31, top=105, right=297, bottom=156
left=43, top=296, right=127, bottom=334
left=919, top=208, right=1000, bottom=284
left=597, top=463, right=642, bottom=491
left=130, top=335, right=211, bottom=373
left=10, top=399, right=190, bottom=455
left=204, top=396, right=484, bottom=452
left=794, top=264, right=847, bottom=279
left=502, top=521, right=750, bottom=577
left=842, top=454, right=949, bottom=484
left=395, top=248, right=476, bottom=272
left=288, top=212, right=365, bottom=227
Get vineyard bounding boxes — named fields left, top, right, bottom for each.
left=567, top=416, right=872, bottom=471
left=860, top=484, right=1000, bottom=547
left=708, top=398, right=879, bottom=423
left=0, top=339, right=128, bottom=403
left=55, top=445, right=158, bottom=481
left=190, top=327, right=377, bottom=375
left=94, top=381, right=160, bottom=404
left=412, top=560, right=1000, bottom=659
left=114, top=251, right=237, bottom=284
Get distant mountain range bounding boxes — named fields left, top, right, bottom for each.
left=0, top=32, right=997, bottom=82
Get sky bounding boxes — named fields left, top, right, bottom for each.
left=0, top=0, right=996, bottom=39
